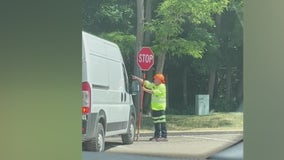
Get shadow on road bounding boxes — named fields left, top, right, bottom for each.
left=82, top=141, right=123, bottom=152
left=105, top=141, right=123, bottom=151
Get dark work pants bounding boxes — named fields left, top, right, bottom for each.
left=152, top=110, right=167, bottom=138
left=154, top=122, right=167, bottom=138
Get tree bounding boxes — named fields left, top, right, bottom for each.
left=144, top=0, right=229, bottom=111
left=82, top=0, right=137, bottom=73
left=82, top=0, right=136, bottom=34
left=82, top=0, right=243, bottom=113
left=146, top=0, right=230, bottom=74
left=207, top=0, right=243, bottom=111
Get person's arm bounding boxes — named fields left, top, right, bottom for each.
left=142, top=86, right=153, bottom=94
left=133, top=75, right=155, bottom=94
left=132, top=75, right=143, bottom=84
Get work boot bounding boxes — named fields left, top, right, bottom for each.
left=149, top=137, right=158, bottom=141
left=156, top=137, right=168, bottom=142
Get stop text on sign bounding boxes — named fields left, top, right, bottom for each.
left=138, top=54, right=154, bottom=63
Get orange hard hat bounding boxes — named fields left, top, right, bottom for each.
left=154, top=73, right=166, bottom=84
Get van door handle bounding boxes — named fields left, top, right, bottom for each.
left=121, top=93, right=123, bottom=102
left=124, top=93, right=126, bottom=102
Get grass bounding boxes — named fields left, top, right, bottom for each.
left=140, top=112, right=243, bottom=132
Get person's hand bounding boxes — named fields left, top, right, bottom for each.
left=132, top=75, right=138, bottom=80
left=142, top=86, right=153, bottom=94
left=132, top=75, right=143, bottom=84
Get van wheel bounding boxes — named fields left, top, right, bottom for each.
left=85, top=123, right=105, bottom=152
left=121, top=115, right=135, bottom=144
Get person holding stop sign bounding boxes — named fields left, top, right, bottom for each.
left=132, top=73, right=168, bottom=142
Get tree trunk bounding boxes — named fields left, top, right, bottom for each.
left=144, top=0, right=152, bottom=46
left=208, top=66, right=216, bottom=101
left=208, top=14, right=221, bottom=103
left=226, top=64, right=232, bottom=101
left=143, top=0, right=153, bottom=114
left=136, top=0, right=144, bottom=52
left=237, top=75, right=243, bottom=105
left=155, top=53, right=166, bottom=73
left=166, top=73, right=169, bottom=110
left=134, top=0, right=144, bottom=112
left=183, top=66, right=189, bottom=107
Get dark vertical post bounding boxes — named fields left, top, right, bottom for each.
left=134, top=0, right=144, bottom=138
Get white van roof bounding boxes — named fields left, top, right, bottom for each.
left=82, top=31, right=123, bottom=62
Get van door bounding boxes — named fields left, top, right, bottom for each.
left=105, top=61, right=130, bottom=135
left=120, top=64, right=131, bottom=129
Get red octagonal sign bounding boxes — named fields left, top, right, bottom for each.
left=137, top=47, right=154, bottom=71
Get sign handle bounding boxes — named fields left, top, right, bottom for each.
left=135, top=71, right=146, bottom=141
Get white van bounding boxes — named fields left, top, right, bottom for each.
left=82, top=31, right=136, bottom=152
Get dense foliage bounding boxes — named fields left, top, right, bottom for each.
left=82, top=0, right=243, bottom=113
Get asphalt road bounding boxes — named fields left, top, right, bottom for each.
left=207, top=140, right=243, bottom=160
left=82, top=131, right=243, bottom=160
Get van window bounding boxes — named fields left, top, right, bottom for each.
left=122, top=64, right=129, bottom=93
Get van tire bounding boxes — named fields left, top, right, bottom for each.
left=85, top=123, right=105, bottom=152
left=121, top=115, right=135, bottom=144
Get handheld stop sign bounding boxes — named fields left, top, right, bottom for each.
left=135, top=47, right=154, bottom=141
left=137, top=47, right=154, bottom=71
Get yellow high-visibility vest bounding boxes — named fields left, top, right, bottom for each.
left=144, top=80, right=166, bottom=111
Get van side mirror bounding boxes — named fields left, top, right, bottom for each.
left=130, top=81, right=140, bottom=95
